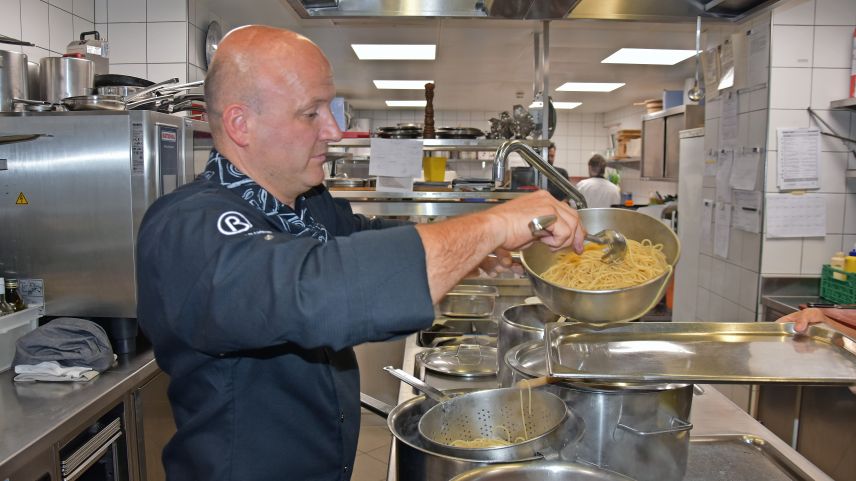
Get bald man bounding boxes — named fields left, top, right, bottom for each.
left=136, top=26, right=584, bottom=480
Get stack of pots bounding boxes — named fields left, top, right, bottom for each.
left=498, top=303, right=694, bottom=481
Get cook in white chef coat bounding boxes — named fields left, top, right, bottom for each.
left=575, top=154, right=620, bottom=208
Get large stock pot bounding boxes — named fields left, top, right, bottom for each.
left=504, top=341, right=693, bottom=481
left=497, top=303, right=559, bottom=386
left=388, top=390, right=543, bottom=481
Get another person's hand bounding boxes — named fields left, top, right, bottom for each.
left=777, top=307, right=829, bottom=333
left=475, top=248, right=524, bottom=278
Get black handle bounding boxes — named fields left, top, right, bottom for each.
left=0, top=34, right=34, bottom=46
left=806, top=303, right=856, bottom=309
left=80, top=31, right=101, bottom=41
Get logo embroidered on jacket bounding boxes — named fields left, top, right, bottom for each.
left=217, top=211, right=252, bottom=235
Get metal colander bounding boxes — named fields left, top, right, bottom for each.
left=417, top=387, right=572, bottom=462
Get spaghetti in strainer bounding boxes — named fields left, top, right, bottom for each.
left=417, top=387, right=570, bottom=461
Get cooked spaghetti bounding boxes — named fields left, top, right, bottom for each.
left=541, top=239, right=667, bottom=290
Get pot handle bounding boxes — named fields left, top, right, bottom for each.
left=616, top=416, right=693, bottom=437
left=360, top=393, right=394, bottom=419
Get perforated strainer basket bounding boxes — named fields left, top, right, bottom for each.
left=417, top=387, right=574, bottom=462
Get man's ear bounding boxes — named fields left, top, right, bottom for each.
left=221, top=104, right=251, bottom=147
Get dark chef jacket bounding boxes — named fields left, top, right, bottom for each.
left=136, top=177, right=435, bottom=481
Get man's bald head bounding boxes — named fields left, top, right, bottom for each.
left=204, top=25, right=331, bottom=135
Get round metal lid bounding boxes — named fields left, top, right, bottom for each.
left=417, top=344, right=498, bottom=378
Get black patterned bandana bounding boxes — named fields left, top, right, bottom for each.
left=201, top=149, right=329, bottom=242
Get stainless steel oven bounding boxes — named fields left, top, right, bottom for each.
left=0, top=111, right=211, bottom=319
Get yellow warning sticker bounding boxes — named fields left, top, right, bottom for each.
left=16, top=192, right=28, bottom=205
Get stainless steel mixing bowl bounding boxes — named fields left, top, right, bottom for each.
left=520, top=208, right=680, bottom=323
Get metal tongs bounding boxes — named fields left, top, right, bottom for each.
left=529, top=214, right=627, bottom=263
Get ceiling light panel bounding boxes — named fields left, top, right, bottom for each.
left=385, top=100, right=428, bottom=107
left=352, top=44, right=436, bottom=60
left=556, top=82, right=625, bottom=92
left=373, top=80, right=434, bottom=89
left=528, top=101, right=582, bottom=110
left=601, top=48, right=696, bottom=65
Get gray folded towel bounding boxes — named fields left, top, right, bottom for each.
left=13, top=318, right=115, bottom=373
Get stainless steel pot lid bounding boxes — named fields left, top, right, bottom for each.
left=417, top=344, right=497, bottom=378
left=506, top=340, right=688, bottom=391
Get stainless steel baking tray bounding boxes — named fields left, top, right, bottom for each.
left=685, top=435, right=812, bottom=481
left=545, top=322, right=856, bottom=384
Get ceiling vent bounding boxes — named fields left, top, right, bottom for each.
left=285, top=0, right=780, bottom=21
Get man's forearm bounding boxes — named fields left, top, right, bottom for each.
left=415, top=212, right=501, bottom=303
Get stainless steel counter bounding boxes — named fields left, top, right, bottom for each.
left=0, top=347, right=158, bottom=471
left=388, top=332, right=834, bottom=481
left=762, top=295, right=825, bottom=317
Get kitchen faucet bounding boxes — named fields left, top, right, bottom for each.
left=493, top=140, right=588, bottom=208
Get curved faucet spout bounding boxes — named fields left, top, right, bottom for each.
left=493, top=140, right=588, bottom=208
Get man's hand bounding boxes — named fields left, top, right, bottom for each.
left=416, top=190, right=585, bottom=302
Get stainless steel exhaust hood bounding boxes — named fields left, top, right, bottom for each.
left=285, top=0, right=778, bottom=21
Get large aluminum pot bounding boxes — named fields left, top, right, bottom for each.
left=505, top=340, right=693, bottom=481
left=497, top=303, right=560, bottom=387
left=389, top=390, right=541, bottom=481
left=0, top=49, right=29, bottom=111
left=450, top=461, right=635, bottom=481
left=521, top=208, right=680, bottom=323
left=39, top=56, right=93, bottom=104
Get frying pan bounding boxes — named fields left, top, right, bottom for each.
left=61, top=77, right=179, bottom=111
left=93, top=74, right=154, bottom=88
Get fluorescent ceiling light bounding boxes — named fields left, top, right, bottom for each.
left=373, top=80, right=434, bottom=89
left=601, top=48, right=695, bottom=65
left=385, top=100, right=427, bottom=107
left=556, top=82, right=625, bottom=92
left=352, top=44, right=436, bottom=60
left=529, top=101, right=582, bottom=110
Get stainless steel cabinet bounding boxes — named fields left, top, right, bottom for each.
left=133, top=371, right=175, bottom=481
left=641, top=105, right=704, bottom=180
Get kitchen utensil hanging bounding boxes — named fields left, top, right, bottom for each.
left=688, top=16, right=704, bottom=102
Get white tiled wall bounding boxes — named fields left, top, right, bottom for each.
left=352, top=109, right=610, bottom=180
left=687, top=11, right=773, bottom=329
left=763, top=0, right=856, bottom=276
left=0, top=0, right=220, bottom=90
left=0, top=0, right=95, bottom=66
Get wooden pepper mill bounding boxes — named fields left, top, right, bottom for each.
left=423, top=82, right=435, bottom=139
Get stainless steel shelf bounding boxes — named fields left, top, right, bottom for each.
left=847, top=169, right=856, bottom=178
left=329, top=138, right=551, bottom=151
left=830, top=98, right=856, bottom=110
left=330, top=190, right=526, bottom=217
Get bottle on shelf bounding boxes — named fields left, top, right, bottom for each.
left=0, top=277, right=13, bottom=315
left=845, top=243, right=856, bottom=273
left=5, top=278, right=26, bottom=312
left=831, top=251, right=847, bottom=280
